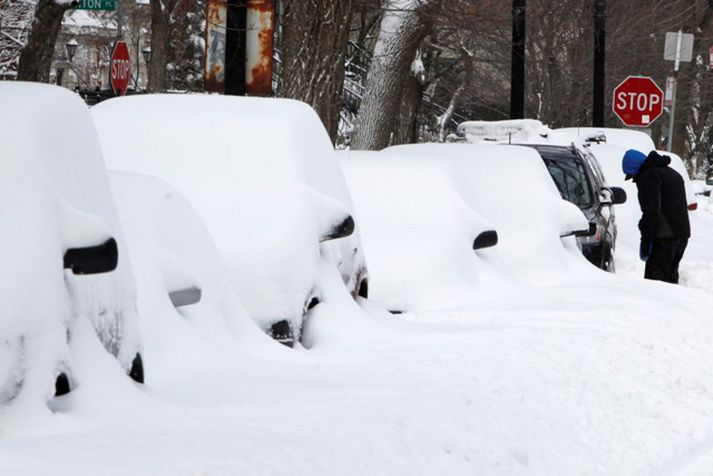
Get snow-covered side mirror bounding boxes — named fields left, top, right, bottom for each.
left=320, top=215, right=355, bottom=242
left=169, top=286, right=202, bottom=308
left=58, top=200, right=117, bottom=275
left=63, top=238, right=118, bottom=275
left=473, top=230, right=498, bottom=251
left=158, top=249, right=203, bottom=308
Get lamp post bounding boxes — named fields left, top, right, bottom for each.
left=66, top=38, right=78, bottom=62
left=142, top=45, right=152, bottom=66
left=62, top=38, right=92, bottom=90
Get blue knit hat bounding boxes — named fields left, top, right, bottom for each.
left=622, top=149, right=647, bottom=180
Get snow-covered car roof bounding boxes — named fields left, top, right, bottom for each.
left=92, top=95, right=364, bottom=341
left=0, top=82, right=142, bottom=402
left=384, top=144, right=591, bottom=285
left=550, top=127, right=656, bottom=153
left=455, top=119, right=551, bottom=144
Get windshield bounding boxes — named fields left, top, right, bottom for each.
left=543, top=158, right=593, bottom=209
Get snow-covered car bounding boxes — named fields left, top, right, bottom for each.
left=0, top=83, right=143, bottom=403
left=383, top=144, right=592, bottom=285
left=453, top=119, right=550, bottom=144
left=549, top=127, right=656, bottom=154
left=109, top=171, right=266, bottom=374
left=92, top=95, right=368, bottom=347
left=341, top=150, right=500, bottom=313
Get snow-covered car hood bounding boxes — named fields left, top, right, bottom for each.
left=92, top=94, right=364, bottom=336
left=384, top=144, right=591, bottom=285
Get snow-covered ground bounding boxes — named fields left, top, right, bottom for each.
left=4, top=265, right=713, bottom=475
left=4, top=190, right=713, bottom=475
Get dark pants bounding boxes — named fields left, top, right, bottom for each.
left=644, top=237, right=688, bottom=284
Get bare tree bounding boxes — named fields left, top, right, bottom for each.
left=278, top=0, right=356, bottom=143
left=147, top=0, right=169, bottom=91
left=16, top=0, right=72, bottom=82
left=0, top=0, right=35, bottom=78
left=352, top=0, right=440, bottom=150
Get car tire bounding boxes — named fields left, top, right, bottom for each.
left=129, top=353, right=144, bottom=384
left=54, top=372, right=70, bottom=397
left=603, top=247, right=615, bottom=273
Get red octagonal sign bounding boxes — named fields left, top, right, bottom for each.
left=110, top=40, right=131, bottom=96
left=612, top=76, right=664, bottom=128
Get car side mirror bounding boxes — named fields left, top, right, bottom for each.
left=610, top=186, right=627, bottom=205
left=473, top=230, right=498, bottom=250
left=574, top=222, right=597, bottom=238
left=320, top=215, right=355, bottom=242
left=169, top=286, right=202, bottom=307
left=63, top=238, right=118, bottom=275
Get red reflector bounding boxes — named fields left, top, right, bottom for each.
left=688, top=203, right=698, bottom=211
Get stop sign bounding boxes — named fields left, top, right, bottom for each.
left=612, top=76, right=664, bottom=127
left=110, top=41, right=131, bottom=96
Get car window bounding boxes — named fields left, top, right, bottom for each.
left=582, top=150, right=606, bottom=188
left=542, top=157, right=594, bottom=209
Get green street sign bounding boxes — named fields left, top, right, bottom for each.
left=72, top=0, right=116, bottom=11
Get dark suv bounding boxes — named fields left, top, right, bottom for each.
left=522, top=144, right=627, bottom=271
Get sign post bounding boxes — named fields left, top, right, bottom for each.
left=612, top=76, right=664, bottom=127
left=110, top=41, right=131, bottom=96
left=664, top=30, right=694, bottom=152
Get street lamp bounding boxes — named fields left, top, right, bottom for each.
left=66, top=38, right=78, bottom=62
left=142, top=45, right=152, bottom=65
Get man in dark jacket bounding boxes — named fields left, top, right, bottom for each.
left=622, top=149, right=690, bottom=283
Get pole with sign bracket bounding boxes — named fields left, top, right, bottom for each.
left=663, top=30, right=693, bottom=152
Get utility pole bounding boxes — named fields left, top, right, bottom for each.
left=510, top=0, right=526, bottom=119
left=593, top=0, right=606, bottom=127
left=116, top=0, right=123, bottom=39
left=225, top=0, right=247, bottom=95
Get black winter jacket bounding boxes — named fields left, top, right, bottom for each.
left=634, top=151, right=690, bottom=241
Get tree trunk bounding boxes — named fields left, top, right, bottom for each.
left=351, top=0, right=434, bottom=150
left=16, top=0, right=70, bottom=82
left=391, top=70, right=424, bottom=145
left=148, top=0, right=169, bottom=92
left=278, top=0, right=354, bottom=144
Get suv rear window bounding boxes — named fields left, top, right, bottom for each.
left=542, top=157, right=593, bottom=209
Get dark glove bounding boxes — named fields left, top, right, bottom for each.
left=639, top=239, right=653, bottom=262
